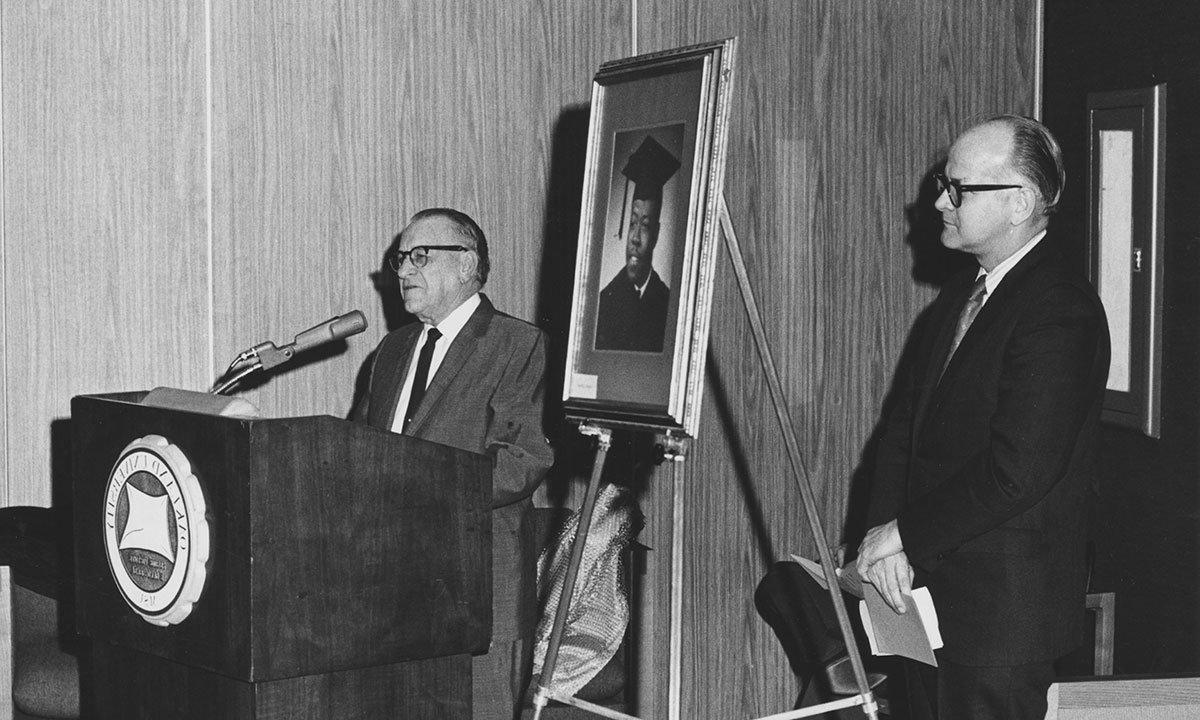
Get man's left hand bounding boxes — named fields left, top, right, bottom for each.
left=857, top=519, right=904, bottom=572
left=866, top=551, right=914, bottom=612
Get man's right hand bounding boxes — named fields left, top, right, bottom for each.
left=862, top=550, right=914, bottom=614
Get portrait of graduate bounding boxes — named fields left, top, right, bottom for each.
left=594, top=134, right=681, bottom=353
left=352, top=207, right=554, bottom=720
left=855, top=115, right=1111, bottom=720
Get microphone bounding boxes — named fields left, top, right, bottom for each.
left=212, top=310, right=368, bottom=394
left=291, top=310, right=368, bottom=354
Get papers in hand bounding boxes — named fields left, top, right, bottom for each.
left=788, top=553, right=943, bottom=667
left=860, top=583, right=943, bottom=666
left=788, top=553, right=864, bottom=598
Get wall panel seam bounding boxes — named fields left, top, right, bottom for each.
left=205, top=0, right=215, bottom=380
left=631, top=0, right=638, bottom=56
left=1, top=0, right=8, bottom=500
left=1035, top=0, right=1044, bottom=118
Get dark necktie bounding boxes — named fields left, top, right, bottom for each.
left=402, top=327, right=441, bottom=432
left=941, top=274, right=988, bottom=377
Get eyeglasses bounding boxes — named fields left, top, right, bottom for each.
left=934, top=172, right=1023, bottom=208
left=388, top=245, right=471, bottom=272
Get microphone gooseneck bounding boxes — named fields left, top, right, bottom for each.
left=211, top=310, right=368, bottom=395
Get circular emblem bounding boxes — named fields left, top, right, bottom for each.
left=103, top=435, right=210, bottom=626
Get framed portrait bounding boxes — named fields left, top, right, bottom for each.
left=561, top=39, right=737, bottom=436
left=1086, top=84, right=1165, bottom=438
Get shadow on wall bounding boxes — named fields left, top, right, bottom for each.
left=707, top=353, right=778, bottom=565
left=347, top=233, right=417, bottom=420
left=535, top=105, right=591, bottom=448
left=530, top=104, right=621, bottom=509
left=528, top=105, right=675, bottom=513
left=905, top=162, right=976, bottom=287
left=841, top=159, right=973, bottom=552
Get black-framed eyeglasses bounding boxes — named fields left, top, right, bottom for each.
left=934, top=172, right=1023, bottom=208
left=388, top=245, right=471, bottom=272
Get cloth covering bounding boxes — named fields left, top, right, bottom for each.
left=532, top=485, right=643, bottom=697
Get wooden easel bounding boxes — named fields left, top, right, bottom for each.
left=531, top=198, right=879, bottom=720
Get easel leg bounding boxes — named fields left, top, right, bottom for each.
left=719, top=196, right=878, bottom=719
left=532, top=426, right=612, bottom=720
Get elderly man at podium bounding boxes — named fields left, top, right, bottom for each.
left=354, top=207, right=554, bottom=720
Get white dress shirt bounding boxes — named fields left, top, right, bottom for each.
left=977, top=229, right=1047, bottom=307
left=390, top=293, right=481, bottom=434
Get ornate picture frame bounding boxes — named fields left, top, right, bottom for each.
left=561, top=39, right=737, bottom=436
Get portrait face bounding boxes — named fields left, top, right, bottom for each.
left=394, top=216, right=476, bottom=325
left=936, top=122, right=1026, bottom=265
left=624, top=197, right=661, bottom=285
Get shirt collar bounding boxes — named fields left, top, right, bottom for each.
left=424, top=292, right=480, bottom=345
left=633, top=270, right=655, bottom=298
left=978, top=229, right=1047, bottom=298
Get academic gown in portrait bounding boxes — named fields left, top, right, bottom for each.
left=353, top=294, right=553, bottom=711
left=594, top=268, right=669, bottom=352
left=866, top=236, right=1110, bottom=667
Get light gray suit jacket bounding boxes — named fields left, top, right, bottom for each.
left=354, top=294, right=553, bottom=642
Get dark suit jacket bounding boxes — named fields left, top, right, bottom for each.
left=594, top=268, right=669, bottom=352
left=866, top=236, right=1110, bottom=666
left=354, top=294, right=554, bottom=643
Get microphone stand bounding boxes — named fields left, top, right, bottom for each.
left=210, top=342, right=296, bottom=395
left=211, top=310, right=367, bottom=395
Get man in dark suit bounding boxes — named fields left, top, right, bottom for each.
left=856, top=116, right=1110, bottom=719
left=594, top=135, right=679, bottom=353
left=354, top=208, right=553, bottom=720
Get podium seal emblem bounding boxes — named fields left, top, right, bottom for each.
left=103, top=434, right=210, bottom=626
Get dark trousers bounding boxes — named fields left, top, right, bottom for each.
left=899, top=656, right=1054, bottom=720
left=755, top=561, right=849, bottom=676
left=755, top=559, right=870, bottom=713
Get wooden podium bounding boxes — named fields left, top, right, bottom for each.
left=70, top=392, right=492, bottom=719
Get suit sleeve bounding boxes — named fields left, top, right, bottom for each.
left=897, top=283, right=1107, bottom=569
left=486, top=329, right=554, bottom=508
left=865, top=298, right=949, bottom=529
left=866, top=358, right=918, bottom=528
left=347, top=348, right=380, bottom=423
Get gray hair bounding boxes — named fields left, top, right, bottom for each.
left=409, top=207, right=490, bottom=285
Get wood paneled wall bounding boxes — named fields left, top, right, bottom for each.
left=0, top=0, right=626, bottom=712
left=0, top=0, right=1036, bottom=715
left=0, top=2, right=626, bottom=497
left=634, top=1, right=1038, bottom=716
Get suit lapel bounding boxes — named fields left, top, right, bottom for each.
left=916, top=238, right=1058, bottom=434
left=404, top=295, right=496, bottom=436
left=911, top=273, right=974, bottom=439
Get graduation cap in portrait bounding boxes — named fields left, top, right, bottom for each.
left=617, top=135, right=682, bottom=238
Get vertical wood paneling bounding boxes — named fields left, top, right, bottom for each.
left=210, top=0, right=627, bottom=419
left=1, top=0, right=626, bottom=704
left=0, top=0, right=1038, bottom=714
left=2, top=1, right=209, bottom=506
left=1, top=2, right=207, bottom=705
left=211, top=0, right=403, bottom=419
left=0, top=25, right=8, bottom=709
left=635, top=1, right=1039, bottom=716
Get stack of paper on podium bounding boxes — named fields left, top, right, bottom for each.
left=790, top=553, right=943, bottom=667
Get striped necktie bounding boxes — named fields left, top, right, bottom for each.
left=941, top=275, right=987, bottom=377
